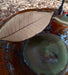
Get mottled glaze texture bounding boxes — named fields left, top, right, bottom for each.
left=0, top=41, right=35, bottom=75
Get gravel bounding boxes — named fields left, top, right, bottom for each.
left=0, top=0, right=68, bottom=21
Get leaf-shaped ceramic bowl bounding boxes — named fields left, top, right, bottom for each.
left=0, top=8, right=68, bottom=75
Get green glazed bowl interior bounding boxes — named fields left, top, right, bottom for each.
left=24, top=33, right=67, bottom=75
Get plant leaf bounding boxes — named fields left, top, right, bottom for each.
left=0, top=10, right=54, bottom=42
